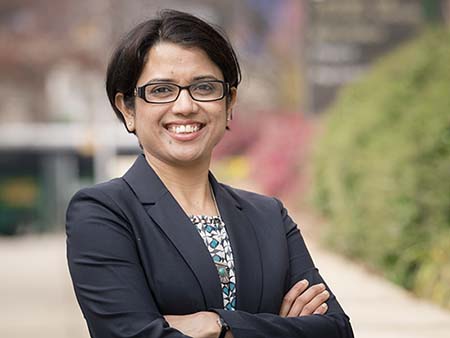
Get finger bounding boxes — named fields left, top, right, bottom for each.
left=164, top=315, right=174, bottom=326
left=313, top=302, right=328, bottom=315
left=287, top=283, right=326, bottom=317
left=279, top=279, right=309, bottom=317
left=300, top=290, right=330, bottom=316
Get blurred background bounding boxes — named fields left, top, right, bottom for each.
left=1, top=0, right=450, bottom=337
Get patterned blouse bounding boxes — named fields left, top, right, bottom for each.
left=189, top=215, right=236, bottom=311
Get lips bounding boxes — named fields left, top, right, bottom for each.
left=164, top=122, right=205, bottom=134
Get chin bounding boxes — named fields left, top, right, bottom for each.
left=170, top=152, right=210, bottom=167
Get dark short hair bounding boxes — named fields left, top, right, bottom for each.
left=106, top=9, right=241, bottom=130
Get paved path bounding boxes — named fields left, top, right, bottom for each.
left=296, top=211, right=450, bottom=338
left=305, top=240, right=450, bottom=338
left=0, top=234, right=90, bottom=338
left=1, top=228, right=450, bottom=338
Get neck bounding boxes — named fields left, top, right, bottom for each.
left=144, top=152, right=218, bottom=216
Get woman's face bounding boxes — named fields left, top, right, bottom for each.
left=120, top=42, right=236, bottom=168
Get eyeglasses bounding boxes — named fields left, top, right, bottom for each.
left=134, top=80, right=229, bottom=104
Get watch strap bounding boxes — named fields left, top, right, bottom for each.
left=217, top=316, right=230, bottom=338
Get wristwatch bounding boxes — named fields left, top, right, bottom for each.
left=216, top=316, right=230, bottom=338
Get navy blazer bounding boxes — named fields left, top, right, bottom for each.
left=66, top=154, right=353, bottom=338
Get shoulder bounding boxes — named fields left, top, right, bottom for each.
left=219, top=183, right=297, bottom=233
left=66, top=178, right=138, bottom=244
left=71, top=177, right=129, bottom=202
left=220, top=183, right=283, bottom=213
left=66, top=178, right=132, bottom=222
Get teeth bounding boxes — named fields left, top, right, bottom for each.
left=169, top=124, right=200, bottom=134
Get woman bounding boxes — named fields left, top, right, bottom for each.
left=66, top=9, right=354, bottom=338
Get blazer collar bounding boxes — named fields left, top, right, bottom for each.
left=122, top=154, right=168, bottom=204
left=123, top=154, right=242, bottom=208
left=123, top=154, right=263, bottom=312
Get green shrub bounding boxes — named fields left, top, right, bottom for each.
left=312, top=26, right=450, bottom=308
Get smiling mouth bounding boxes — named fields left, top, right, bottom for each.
left=165, top=123, right=205, bottom=134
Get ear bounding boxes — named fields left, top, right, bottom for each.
left=226, top=87, right=238, bottom=122
left=115, top=92, right=135, bottom=132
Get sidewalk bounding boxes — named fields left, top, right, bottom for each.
left=0, top=234, right=90, bottom=338
left=1, top=229, right=450, bottom=338
left=296, top=211, right=450, bottom=338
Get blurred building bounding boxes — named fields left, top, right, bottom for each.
left=305, top=0, right=449, bottom=113
left=0, top=0, right=448, bottom=233
left=0, top=0, right=307, bottom=123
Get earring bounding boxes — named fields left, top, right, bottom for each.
left=227, top=110, right=233, bottom=121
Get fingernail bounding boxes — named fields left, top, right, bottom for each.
left=319, top=283, right=326, bottom=290
left=322, top=290, right=329, bottom=297
left=301, top=279, right=309, bottom=285
left=322, top=303, right=328, bottom=309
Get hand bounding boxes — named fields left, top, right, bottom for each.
left=164, top=311, right=221, bottom=338
left=279, top=280, right=330, bottom=317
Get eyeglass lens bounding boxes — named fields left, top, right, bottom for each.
left=144, top=81, right=225, bottom=103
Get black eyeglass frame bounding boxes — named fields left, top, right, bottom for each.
left=133, top=80, right=230, bottom=104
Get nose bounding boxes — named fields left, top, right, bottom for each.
left=171, top=88, right=197, bottom=115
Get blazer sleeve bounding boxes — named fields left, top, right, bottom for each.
left=212, top=198, right=354, bottom=338
left=66, top=187, right=191, bottom=338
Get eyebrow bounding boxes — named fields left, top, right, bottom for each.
left=144, top=75, right=221, bottom=85
left=192, top=75, right=221, bottom=81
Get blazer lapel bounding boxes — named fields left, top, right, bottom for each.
left=210, top=174, right=263, bottom=313
left=123, top=155, right=264, bottom=312
left=123, top=155, right=223, bottom=309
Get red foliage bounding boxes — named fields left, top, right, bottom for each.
left=213, top=111, right=317, bottom=199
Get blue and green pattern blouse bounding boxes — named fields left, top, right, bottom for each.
left=189, top=215, right=236, bottom=311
